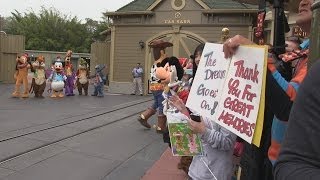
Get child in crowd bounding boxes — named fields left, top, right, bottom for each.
left=170, top=43, right=237, bottom=180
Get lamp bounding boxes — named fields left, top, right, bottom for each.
left=139, top=40, right=145, bottom=49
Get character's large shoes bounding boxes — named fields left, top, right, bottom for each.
left=137, top=108, right=156, bottom=129
left=58, top=93, right=64, bottom=98
left=20, top=93, right=29, bottom=98
left=138, top=118, right=151, bottom=129
left=51, top=93, right=57, bottom=98
left=155, top=115, right=167, bottom=134
left=11, top=92, right=20, bottom=98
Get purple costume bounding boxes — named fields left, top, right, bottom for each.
left=64, top=53, right=75, bottom=96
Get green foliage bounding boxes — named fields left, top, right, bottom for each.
left=4, top=7, right=109, bottom=53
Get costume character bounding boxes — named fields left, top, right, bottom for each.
left=156, top=56, right=191, bottom=175
left=76, top=58, right=89, bottom=95
left=12, top=54, right=31, bottom=98
left=30, top=55, right=46, bottom=98
left=91, top=64, right=105, bottom=97
left=64, top=50, right=75, bottom=96
left=156, top=56, right=186, bottom=115
left=137, top=39, right=173, bottom=131
left=48, top=60, right=67, bottom=98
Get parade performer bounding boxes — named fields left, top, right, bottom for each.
left=64, top=50, right=75, bottom=96
left=154, top=56, right=185, bottom=132
left=155, top=56, right=192, bottom=174
left=30, top=55, right=46, bottom=98
left=137, top=39, right=173, bottom=132
left=76, top=58, right=89, bottom=96
left=91, top=64, right=105, bottom=97
left=12, top=53, right=30, bottom=98
left=156, top=56, right=186, bottom=115
left=48, top=60, right=66, bottom=98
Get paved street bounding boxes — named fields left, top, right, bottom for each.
left=0, top=84, right=167, bottom=180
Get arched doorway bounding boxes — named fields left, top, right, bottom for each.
left=143, top=30, right=207, bottom=94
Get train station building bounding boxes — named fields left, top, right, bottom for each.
left=103, top=0, right=258, bottom=94
left=101, top=0, right=306, bottom=95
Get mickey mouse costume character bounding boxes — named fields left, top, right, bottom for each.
left=137, top=39, right=173, bottom=132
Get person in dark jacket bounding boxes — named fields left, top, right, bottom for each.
left=274, top=0, right=319, bottom=179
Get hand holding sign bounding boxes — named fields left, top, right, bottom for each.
left=223, top=35, right=256, bottom=58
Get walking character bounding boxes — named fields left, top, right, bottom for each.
left=48, top=60, right=67, bottom=98
left=64, top=50, right=75, bottom=96
left=91, top=64, right=105, bottom=97
left=12, top=53, right=31, bottom=98
left=75, top=58, right=89, bottom=96
left=30, top=55, right=46, bottom=98
left=137, top=39, right=173, bottom=132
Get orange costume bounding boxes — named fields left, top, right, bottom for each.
left=12, top=54, right=30, bottom=98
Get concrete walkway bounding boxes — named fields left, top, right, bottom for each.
left=142, top=148, right=188, bottom=180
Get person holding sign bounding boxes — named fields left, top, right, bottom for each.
left=223, top=0, right=312, bottom=177
left=170, top=43, right=237, bottom=180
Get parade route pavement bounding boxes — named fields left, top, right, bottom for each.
left=0, top=84, right=174, bottom=180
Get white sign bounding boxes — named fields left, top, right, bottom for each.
left=215, top=46, right=265, bottom=143
left=186, top=43, right=230, bottom=118
left=186, top=43, right=266, bottom=144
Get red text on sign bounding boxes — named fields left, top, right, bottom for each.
left=234, top=60, right=259, bottom=84
left=224, top=97, right=254, bottom=118
left=218, top=110, right=255, bottom=137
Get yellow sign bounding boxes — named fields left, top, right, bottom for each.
left=252, top=45, right=268, bottom=147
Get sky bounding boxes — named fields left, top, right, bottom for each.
left=0, top=0, right=133, bottom=21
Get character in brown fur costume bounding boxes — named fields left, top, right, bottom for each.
left=12, top=54, right=30, bottom=98
left=30, top=55, right=46, bottom=98
left=76, top=58, right=89, bottom=95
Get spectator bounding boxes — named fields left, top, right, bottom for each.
left=170, top=43, right=237, bottom=180
left=131, top=63, right=143, bottom=96
left=273, top=0, right=319, bottom=179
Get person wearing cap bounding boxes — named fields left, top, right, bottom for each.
left=223, top=0, right=313, bottom=179
left=137, top=39, right=173, bottom=133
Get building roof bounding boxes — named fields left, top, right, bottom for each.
left=202, top=0, right=257, bottom=9
left=116, top=0, right=155, bottom=12
left=116, top=0, right=258, bottom=12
